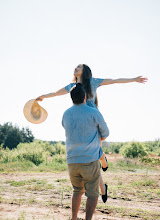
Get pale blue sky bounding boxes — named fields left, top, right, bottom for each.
left=0, top=0, right=160, bottom=142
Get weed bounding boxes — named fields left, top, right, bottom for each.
left=0, top=196, right=3, bottom=202
left=17, top=211, right=26, bottom=220
left=131, top=179, right=157, bottom=187
left=45, top=184, right=55, bottom=190
left=155, top=189, right=160, bottom=197
left=6, top=180, right=28, bottom=187
left=28, top=197, right=37, bottom=205
left=61, top=190, right=64, bottom=207
left=55, top=178, right=68, bottom=183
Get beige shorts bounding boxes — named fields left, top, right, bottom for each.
left=68, top=160, right=100, bottom=198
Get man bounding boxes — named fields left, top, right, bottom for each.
left=62, top=83, right=109, bottom=220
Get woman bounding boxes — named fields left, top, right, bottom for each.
left=36, top=64, right=148, bottom=202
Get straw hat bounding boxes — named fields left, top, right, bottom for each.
left=23, top=99, right=48, bottom=124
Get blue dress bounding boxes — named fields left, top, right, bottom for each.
left=65, top=78, right=104, bottom=109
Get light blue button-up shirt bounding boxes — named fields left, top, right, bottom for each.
left=62, top=103, right=109, bottom=164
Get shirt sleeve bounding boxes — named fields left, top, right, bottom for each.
left=61, top=112, right=64, bottom=128
left=94, top=110, right=109, bottom=138
left=91, top=78, right=104, bottom=90
left=64, top=83, right=76, bottom=93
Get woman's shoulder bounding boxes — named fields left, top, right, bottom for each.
left=90, top=77, right=104, bottom=88
left=64, top=82, right=76, bottom=93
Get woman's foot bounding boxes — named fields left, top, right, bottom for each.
left=102, top=157, right=108, bottom=172
left=102, top=184, right=108, bottom=203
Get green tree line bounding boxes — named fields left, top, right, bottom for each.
left=0, top=122, right=34, bottom=149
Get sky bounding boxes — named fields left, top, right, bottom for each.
left=0, top=0, right=160, bottom=142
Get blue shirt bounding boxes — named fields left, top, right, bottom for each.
left=65, top=78, right=104, bottom=109
left=62, top=103, right=109, bottom=164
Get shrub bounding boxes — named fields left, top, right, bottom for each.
left=54, top=142, right=66, bottom=154
left=139, top=156, right=160, bottom=165
left=1, top=141, right=50, bottom=166
left=0, top=140, right=67, bottom=167
left=38, top=155, right=67, bottom=171
left=143, top=140, right=160, bottom=155
left=102, top=147, right=109, bottom=154
left=109, top=142, right=123, bottom=154
left=120, top=142, right=147, bottom=158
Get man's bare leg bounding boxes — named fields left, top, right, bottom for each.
left=72, top=194, right=82, bottom=220
left=85, top=197, right=98, bottom=220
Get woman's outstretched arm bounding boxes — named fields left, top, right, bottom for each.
left=100, top=76, right=148, bottom=86
left=36, top=87, right=68, bottom=101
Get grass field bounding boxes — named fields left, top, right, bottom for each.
left=0, top=154, right=160, bottom=220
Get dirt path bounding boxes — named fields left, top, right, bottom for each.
left=0, top=203, right=124, bottom=220
left=0, top=172, right=160, bottom=220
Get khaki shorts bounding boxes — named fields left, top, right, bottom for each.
left=68, top=160, right=100, bottom=198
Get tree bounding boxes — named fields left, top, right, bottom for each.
left=0, top=122, right=34, bottom=149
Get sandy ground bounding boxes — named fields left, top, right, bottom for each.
left=0, top=155, right=160, bottom=220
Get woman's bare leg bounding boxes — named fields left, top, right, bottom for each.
left=99, top=172, right=105, bottom=195
left=99, top=139, right=108, bottom=169
left=99, top=152, right=108, bottom=169
left=99, top=139, right=108, bottom=196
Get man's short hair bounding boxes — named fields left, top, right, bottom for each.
left=70, top=83, right=85, bottom=104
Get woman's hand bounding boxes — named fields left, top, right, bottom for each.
left=36, top=95, right=45, bottom=101
left=135, top=76, right=148, bottom=83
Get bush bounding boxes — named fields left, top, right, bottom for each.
left=47, top=156, right=67, bottom=171
left=54, top=142, right=66, bottom=154
left=139, top=156, right=160, bottom=165
left=102, top=147, right=109, bottom=154
left=143, top=140, right=160, bottom=155
left=0, top=141, right=50, bottom=166
left=42, top=141, right=66, bottom=155
left=0, top=140, right=67, bottom=167
left=0, top=122, right=34, bottom=149
left=0, top=140, right=68, bottom=172
left=109, top=142, right=123, bottom=154
left=120, top=142, right=147, bottom=158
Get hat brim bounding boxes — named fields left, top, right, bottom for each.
left=23, top=99, right=48, bottom=124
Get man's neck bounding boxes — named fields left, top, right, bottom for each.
left=74, top=101, right=86, bottom=106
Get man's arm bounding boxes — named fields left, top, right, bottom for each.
left=94, top=111, right=109, bottom=140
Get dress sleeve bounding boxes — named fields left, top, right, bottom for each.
left=91, top=78, right=104, bottom=90
left=64, top=83, right=76, bottom=93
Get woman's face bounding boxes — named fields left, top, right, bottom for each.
left=74, top=64, right=83, bottom=77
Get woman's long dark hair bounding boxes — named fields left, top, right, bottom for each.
left=82, top=64, right=98, bottom=107
left=81, top=64, right=93, bottom=99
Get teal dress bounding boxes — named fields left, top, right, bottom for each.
left=65, top=78, right=104, bottom=109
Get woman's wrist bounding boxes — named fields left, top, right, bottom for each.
left=45, top=92, right=55, bottom=98
left=133, top=77, right=137, bottom=82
